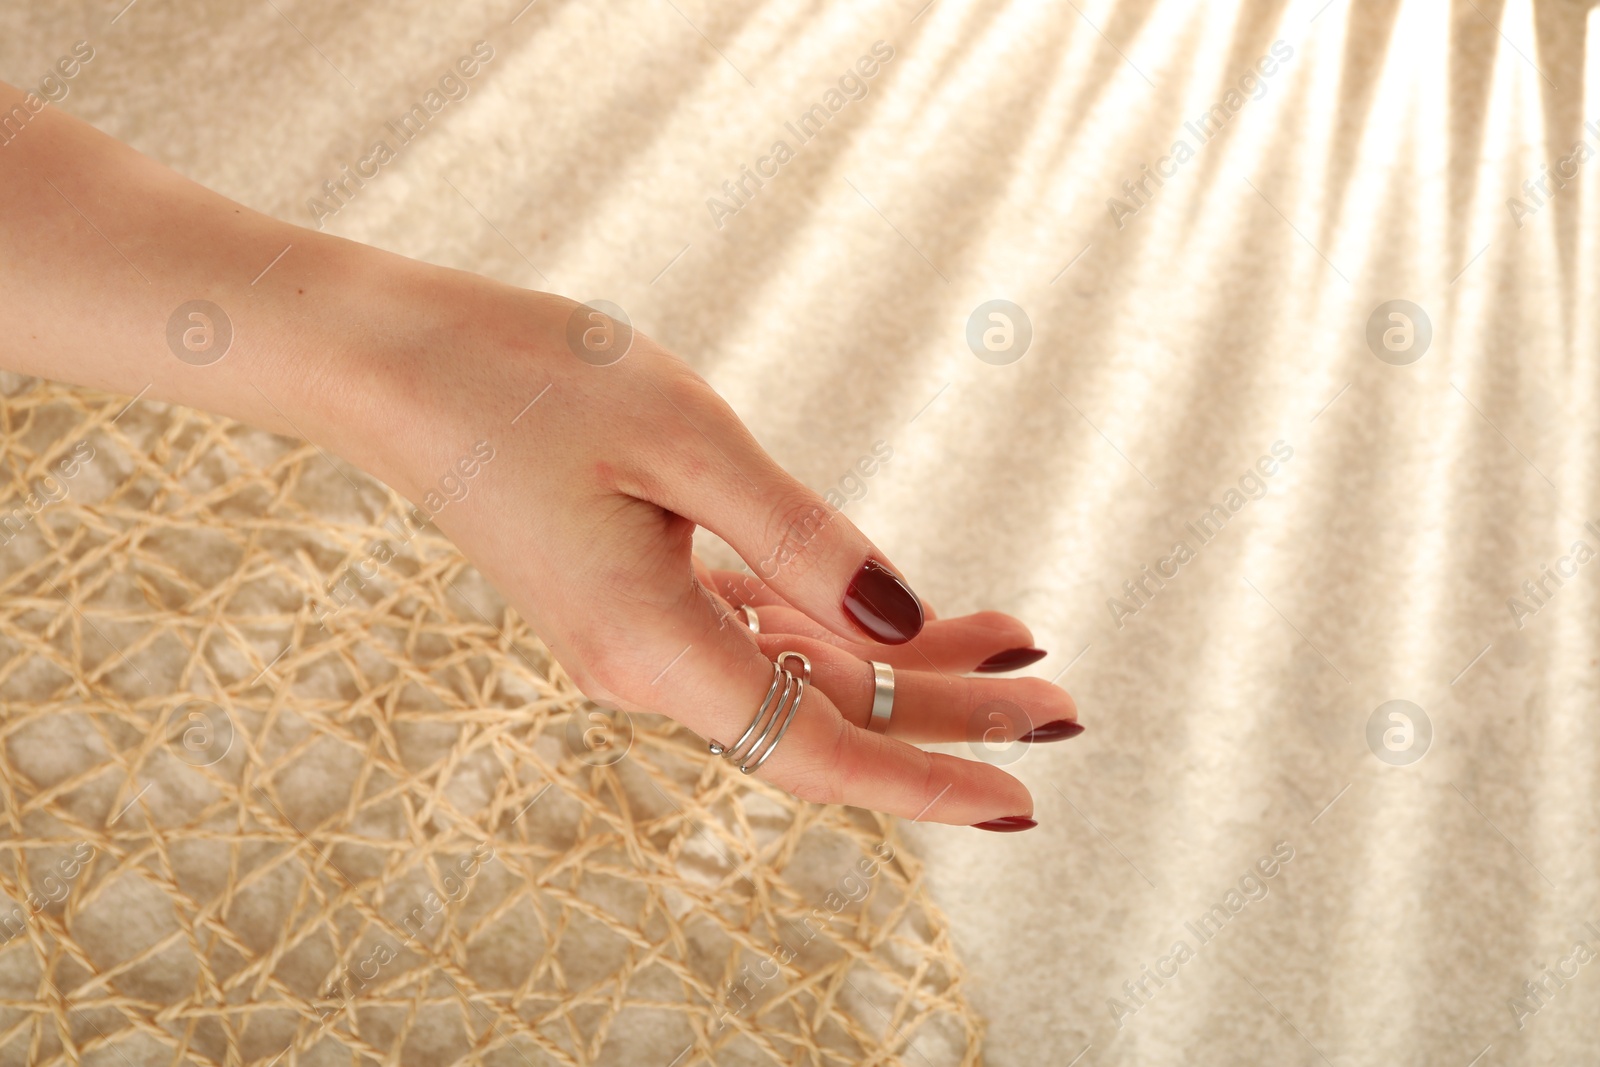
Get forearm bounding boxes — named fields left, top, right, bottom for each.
left=0, top=79, right=501, bottom=498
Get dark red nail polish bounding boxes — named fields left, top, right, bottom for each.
left=843, top=559, right=924, bottom=645
left=974, top=647, right=1047, bottom=673
left=972, top=816, right=1037, bottom=833
left=1019, top=719, right=1084, bottom=743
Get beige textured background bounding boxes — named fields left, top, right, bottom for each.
left=5, top=0, right=1600, bottom=1064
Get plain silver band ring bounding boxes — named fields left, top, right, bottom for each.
left=740, top=603, right=759, bottom=633
left=868, top=661, right=895, bottom=734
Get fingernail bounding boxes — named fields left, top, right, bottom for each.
left=1019, top=719, right=1084, bottom=743
left=972, top=816, right=1037, bottom=833
left=843, top=559, right=925, bottom=645
left=974, top=647, right=1047, bottom=673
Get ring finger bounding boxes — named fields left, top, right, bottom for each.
left=750, top=632, right=1080, bottom=745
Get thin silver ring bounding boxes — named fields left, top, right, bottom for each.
left=740, top=603, right=759, bottom=633
left=712, top=660, right=783, bottom=760
left=707, top=651, right=812, bottom=773
left=741, top=652, right=810, bottom=774
left=867, top=661, right=895, bottom=734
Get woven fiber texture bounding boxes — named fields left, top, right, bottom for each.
left=0, top=374, right=984, bottom=1067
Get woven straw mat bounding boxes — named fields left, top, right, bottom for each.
left=0, top=374, right=986, bottom=1067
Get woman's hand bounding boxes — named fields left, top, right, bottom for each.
left=327, top=276, right=1079, bottom=829
left=0, top=80, right=1079, bottom=828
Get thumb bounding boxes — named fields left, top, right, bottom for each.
left=639, top=382, right=926, bottom=646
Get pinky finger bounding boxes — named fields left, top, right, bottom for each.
left=753, top=678, right=1035, bottom=830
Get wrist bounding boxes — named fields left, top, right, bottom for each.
left=292, top=246, right=566, bottom=509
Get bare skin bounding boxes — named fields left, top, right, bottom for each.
left=0, top=80, right=1077, bottom=827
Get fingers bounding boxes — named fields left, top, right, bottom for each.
left=704, top=564, right=1022, bottom=673
left=705, top=564, right=939, bottom=620
left=743, top=601, right=1043, bottom=675
left=563, top=502, right=1030, bottom=826
left=703, top=565, right=791, bottom=611
left=636, top=377, right=927, bottom=646
left=748, top=666, right=1035, bottom=826
left=748, top=633, right=1079, bottom=744
left=556, top=505, right=776, bottom=752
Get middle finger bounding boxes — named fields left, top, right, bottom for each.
left=745, top=601, right=1045, bottom=674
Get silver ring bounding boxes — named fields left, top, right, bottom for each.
left=740, top=603, right=759, bottom=633
left=708, top=661, right=781, bottom=759
left=867, top=661, right=895, bottom=734
left=707, top=651, right=811, bottom=773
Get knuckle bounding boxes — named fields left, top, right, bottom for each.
left=649, top=369, right=738, bottom=466
left=657, top=363, right=726, bottom=420
left=787, top=717, right=849, bottom=807
left=756, top=488, right=839, bottom=581
left=912, top=749, right=942, bottom=816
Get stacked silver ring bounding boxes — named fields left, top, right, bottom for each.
left=708, top=651, right=811, bottom=774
